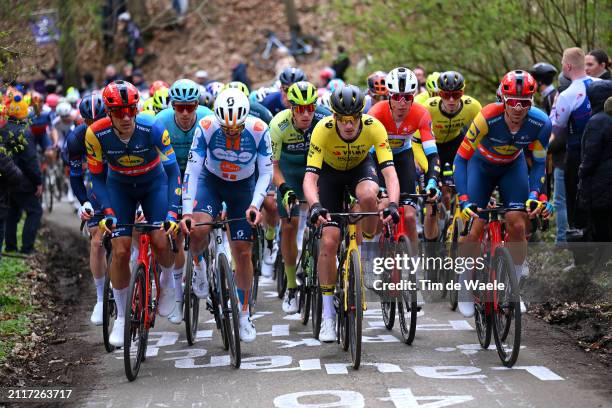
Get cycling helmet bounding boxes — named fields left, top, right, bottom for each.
left=279, top=67, right=307, bottom=86
left=438, top=71, right=465, bottom=92
left=56, top=101, right=73, bottom=117
left=206, top=81, right=224, bottom=98
left=386, top=67, right=419, bottom=94
left=30, top=91, right=43, bottom=109
left=79, top=93, right=106, bottom=120
left=425, top=72, right=441, bottom=96
left=287, top=81, right=318, bottom=106
left=169, top=79, right=200, bottom=103
left=198, top=86, right=214, bottom=107
left=367, top=71, right=388, bottom=96
left=330, top=84, right=365, bottom=115
left=222, top=81, right=250, bottom=98
left=149, top=80, right=170, bottom=98
left=326, top=78, right=345, bottom=92
left=7, top=94, right=29, bottom=120
left=65, top=87, right=80, bottom=105
left=152, top=87, right=170, bottom=111
left=500, top=70, right=536, bottom=97
left=103, top=80, right=140, bottom=108
left=45, top=93, right=60, bottom=108
left=318, top=91, right=332, bottom=110
left=529, top=62, right=558, bottom=85
left=319, top=67, right=336, bottom=81
left=558, top=73, right=571, bottom=93
left=214, top=88, right=250, bottom=127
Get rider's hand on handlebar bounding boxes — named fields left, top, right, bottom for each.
left=426, top=178, right=441, bottom=201
left=246, top=206, right=261, bottom=226
left=180, top=215, right=192, bottom=235
left=382, top=202, right=400, bottom=225
left=309, top=202, right=329, bottom=226
left=459, top=200, right=478, bottom=221
left=78, top=202, right=94, bottom=221
left=163, top=214, right=180, bottom=236
left=99, top=213, right=117, bottom=234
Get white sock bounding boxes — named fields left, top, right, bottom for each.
left=160, top=265, right=174, bottom=289
left=173, top=267, right=184, bottom=301
left=323, top=294, right=335, bottom=319
left=94, top=277, right=105, bottom=303
left=239, top=302, right=250, bottom=320
left=113, top=287, right=128, bottom=319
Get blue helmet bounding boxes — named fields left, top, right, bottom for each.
left=79, top=93, right=106, bottom=120
left=169, top=79, right=200, bottom=103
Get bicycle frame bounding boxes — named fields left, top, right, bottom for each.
left=342, top=222, right=363, bottom=312
left=134, top=231, right=160, bottom=331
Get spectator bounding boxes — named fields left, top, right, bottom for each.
left=331, top=45, right=350, bottom=80
left=578, top=80, right=612, bottom=245
left=0, top=149, right=25, bottom=258
left=41, top=62, right=62, bottom=94
left=1, top=96, right=43, bottom=255
left=117, top=12, right=144, bottom=67
left=530, top=62, right=558, bottom=115
left=318, top=67, right=335, bottom=89
left=81, top=72, right=98, bottom=94
left=132, top=68, right=149, bottom=93
left=550, top=47, right=596, bottom=230
left=413, top=66, right=427, bottom=93
left=229, top=54, right=252, bottom=90
left=194, top=70, right=209, bottom=86
left=172, top=0, right=189, bottom=25
left=103, top=64, right=119, bottom=86
left=122, top=63, right=134, bottom=84
left=585, top=49, right=611, bottom=80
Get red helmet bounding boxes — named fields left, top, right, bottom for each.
left=102, top=80, right=140, bottom=108
left=45, top=93, right=60, bottom=108
left=500, top=70, right=536, bottom=97
left=149, top=80, right=169, bottom=97
left=367, top=71, right=389, bottom=96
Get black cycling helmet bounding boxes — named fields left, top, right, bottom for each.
left=279, top=67, right=307, bottom=86
left=438, top=71, right=465, bottom=92
left=330, top=84, right=365, bottom=115
left=530, top=62, right=558, bottom=85
left=79, top=93, right=106, bottom=120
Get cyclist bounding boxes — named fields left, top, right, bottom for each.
left=181, top=88, right=272, bottom=343
left=269, top=81, right=331, bottom=313
left=86, top=80, right=181, bottom=347
left=154, top=79, right=213, bottom=324
left=67, top=94, right=108, bottom=325
left=303, top=85, right=400, bottom=342
left=454, top=70, right=552, bottom=317
left=28, top=92, right=55, bottom=162
left=149, top=80, right=170, bottom=99
left=416, top=71, right=482, bottom=225
left=262, top=67, right=308, bottom=115
left=415, top=72, right=440, bottom=105
left=367, top=67, right=441, bottom=251
left=51, top=101, right=76, bottom=150
left=363, top=71, right=388, bottom=113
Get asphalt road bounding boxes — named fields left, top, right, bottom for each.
left=46, top=203, right=612, bottom=408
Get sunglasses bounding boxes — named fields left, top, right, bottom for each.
left=504, top=97, right=532, bottom=109
left=440, top=90, right=464, bottom=100
left=292, top=104, right=316, bottom=114
left=108, top=105, right=138, bottom=118
left=389, top=93, right=414, bottom=103
left=173, top=103, right=197, bottom=113
left=335, top=113, right=361, bottom=124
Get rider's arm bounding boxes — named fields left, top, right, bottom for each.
left=381, top=165, right=400, bottom=204
left=369, top=119, right=399, bottom=204
left=85, top=127, right=113, bottom=215
left=66, top=127, right=89, bottom=205
left=453, top=112, right=486, bottom=199
left=270, top=122, right=286, bottom=187
left=417, top=111, right=440, bottom=182
left=251, top=128, right=273, bottom=209
left=527, top=116, right=552, bottom=193
left=411, top=132, right=429, bottom=172
left=182, top=126, right=206, bottom=216
left=304, top=124, right=325, bottom=206
left=153, top=123, right=182, bottom=220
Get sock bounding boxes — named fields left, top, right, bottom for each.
left=265, top=226, right=276, bottom=241
left=173, top=267, right=184, bottom=301
left=285, top=265, right=297, bottom=289
left=237, top=288, right=250, bottom=317
left=160, top=265, right=174, bottom=289
left=113, top=287, right=128, bottom=319
left=94, top=277, right=105, bottom=303
left=321, top=284, right=335, bottom=319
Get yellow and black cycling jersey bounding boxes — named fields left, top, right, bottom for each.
left=306, top=114, right=393, bottom=173
left=423, top=95, right=482, bottom=144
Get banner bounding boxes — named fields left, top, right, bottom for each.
left=30, top=12, right=60, bottom=45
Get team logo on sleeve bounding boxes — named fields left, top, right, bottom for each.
left=162, top=130, right=171, bottom=146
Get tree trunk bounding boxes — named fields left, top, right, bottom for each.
left=57, top=1, right=79, bottom=89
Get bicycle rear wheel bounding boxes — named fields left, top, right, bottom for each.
left=294, top=34, right=322, bottom=64
left=275, top=252, right=286, bottom=299
left=381, top=301, right=395, bottom=330
left=492, top=247, right=521, bottom=367
left=102, top=263, right=116, bottom=353
left=396, top=235, right=417, bottom=345
left=124, top=264, right=147, bottom=381
left=219, top=253, right=241, bottom=368
left=43, top=171, right=54, bottom=213
left=184, top=251, right=200, bottom=346
left=448, top=217, right=461, bottom=310
left=299, top=231, right=313, bottom=325
left=348, top=249, right=363, bottom=369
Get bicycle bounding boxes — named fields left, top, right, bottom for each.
left=440, top=185, right=463, bottom=311
left=182, top=234, right=199, bottom=346
left=185, top=218, right=242, bottom=368
left=249, top=214, right=264, bottom=315
left=251, top=29, right=321, bottom=73
left=463, top=206, right=521, bottom=367
left=122, top=221, right=177, bottom=381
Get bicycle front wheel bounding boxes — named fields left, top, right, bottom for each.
left=396, top=235, right=417, bottom=345
left=492, top=247, right=521, bottom=367
left=124, top=264, right=147, bottom=381
left=102, top=265, right=116, bottom=353
left=348, top=249, right=363, bottom=369
left=275, top=252, right=286, bottom=299
left=184, top=251, right=199, bottom=346
left=219, top=253, right=241, bottom=368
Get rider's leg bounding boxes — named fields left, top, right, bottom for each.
left=318, top=226, right=341, bottom=319
left=88, top=226, right=107, bottom=325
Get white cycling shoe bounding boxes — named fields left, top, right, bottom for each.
left=168, top=301, right=183, bottom=324
left=519, top=298, right=527, bottom=314
left=239, top=315, right=256, bottom=343
left=192, top=265, right=209, bottom=299
left=90, top=301, right=103, bottom=326
left=261, top=262, right=274, bottom=279
left=158, top=287, right=175, bottom=317
left=282, top=288, right=299, bottom=314
left=109, top=318, right=125, bottom=347
left=319, top=317, right=336, bottom=342
left=263, top=239, right=278, bottom=265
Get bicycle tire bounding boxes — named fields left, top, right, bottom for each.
left=124, top=264, right=147, bottom=381
left=348, top=249, right=363, bottom=369
left=492, top=246, right=521, bottom=367
left=219, top=253, right=241, bottom=368
left=381, top=301, right=395, bottom=330
left=184, top=251, right=199, bottom=346
left=275, top=252, right=286, bottom=299
left=102, top=261, right=115, bottom=353
left=44, top=171, right=54, bottom=213
left=210, top=249, right=229, bottom=350
left=53, top=166, right=63, bottom=201
left=251, top=41, right=276, bottom=73
left=448, top=217, right=461, bottom=310
left=299, top=231, right=312, bottom=325
left=294, top=34, right=322, bottom=64
left=396, top=235, right=417, bottom=345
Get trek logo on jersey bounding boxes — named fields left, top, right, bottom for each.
left=117, top=155, right=145, bottom=166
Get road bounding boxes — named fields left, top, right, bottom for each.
left=46, top=203, right=612, bottom=408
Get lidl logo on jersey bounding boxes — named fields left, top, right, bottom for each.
left=162, top=130, right=171, bottom=146
left=117, top=155, right=145, bottom=166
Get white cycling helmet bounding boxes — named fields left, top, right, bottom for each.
left=56, top=102, right=73, bottom=117
left=386, top=67, right=419, bottom=94
left=318, top=91, right=332, bottom=110
left=213, top=88, right=250, bottom=127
